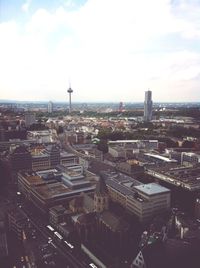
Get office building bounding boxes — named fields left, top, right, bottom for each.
left=18, top=165, right=98, bottom=213
left=27, top=130, right=55, bottom=143
left=31, top=152, right=50, bottom=171
left=144, top=90, right=153, bottom=121
left=181, top=152, right=200, bottom=165
left=102, top=172, right=170, bottom=222
left=45, top=144, right=60, bottom=167
left=146, top=165, right=200, bottom=191
left=48, top=101, right=53, bottom=113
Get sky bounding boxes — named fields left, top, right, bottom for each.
left=0, top=0, right=200, bottom=102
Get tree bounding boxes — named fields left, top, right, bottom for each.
left=97, top=139, right=108, bottom=153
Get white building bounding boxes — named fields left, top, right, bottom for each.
left=108, top=140, right=158, bottom=150
left=106, top=174, right=171, bottom=222
left=129, top=183, right=171, bottom=222
left=27, top=130, right=56, bottom=143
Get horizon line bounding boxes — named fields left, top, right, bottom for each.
left=0, top=99, right=200, bottom=104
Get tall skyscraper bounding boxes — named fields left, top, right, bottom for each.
left=144, top=90, right=153, bottom=122
left=48, top=101, right=53, bottom=113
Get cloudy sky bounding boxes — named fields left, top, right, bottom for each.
left=0, top=0, right=200, bottom=102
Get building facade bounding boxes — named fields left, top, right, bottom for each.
left=144, top=90, right=153, bottom=122
left=48, top=101, right=53, bottom=113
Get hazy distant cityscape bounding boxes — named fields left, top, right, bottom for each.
left=1, top=88, right=200, bottom=268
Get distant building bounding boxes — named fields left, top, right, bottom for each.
left=0, top=127, right=5, bottom=142
left=64, top=131, right=86, bottom=144
left=108, top=145, right=126, bottom=158
left=31, top=152, right=50, bottom=171
left=119, top=101, right=124, bottom=113
left=116, top=161, right=144, bottom=175
left=48, top=101, right=53, bottom=113
left=181, top=152, right=200, bottom=165
left=108, top=140, right=158, bottom=159
left=25, top=112, right=36, bottom=127
left=144, top=90, right=153, bottom=122
left=108, top=140, right=158, bottom=150
left=60, top=151, right=78, bottom=165
left=27, top=130, right=55, bottom=143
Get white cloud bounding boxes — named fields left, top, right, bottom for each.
left=1, top=0, right=200, bottom=102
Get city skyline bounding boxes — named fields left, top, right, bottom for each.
left=1, top=0, right=200, bottom=102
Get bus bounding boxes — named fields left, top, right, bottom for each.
left=46, top=225, right=54, bottom=232
left=89, top=263, right=98, bottom=268
left=54, top=231, right=63, bottom=240
left=64, top=240, right=74, bottom=249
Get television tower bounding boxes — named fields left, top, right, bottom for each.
left=119, top=102, right=123, bottom=113
left=67, top=83, right=73, bottom=114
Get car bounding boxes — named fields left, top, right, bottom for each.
left=89, top=264, right=98, bottom=268
left=21, top=256, right=24, bottom=262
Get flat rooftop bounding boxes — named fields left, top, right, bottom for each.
left=134, top=183, right=170, bottom=196
left=23, top=175, right=45, bottom=185
left=108, top=140, right=158, bottom=144
left=36, top=169, right=58, bottom=175
left=60, top=151, right=76, bottom=157
left=32, top=182, right=96, bottom=200
left=32, top=153, right=49, bottom=158
left=33, top=182, right=70, bottom=199
left=147, top=165, right=200, bottom=191
left=145, top=153, right=177, bottom=163
left=19, top=171, right=45, bottom=185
